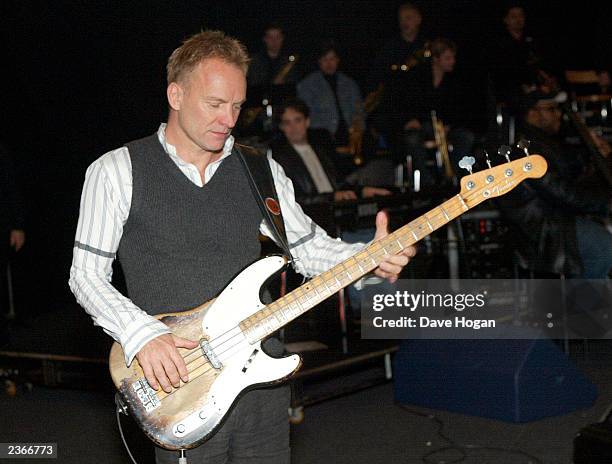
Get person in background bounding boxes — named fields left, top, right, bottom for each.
left=486, top=3, right=558, bottom=112
left=365, top=2, right=432, bottom=159
left=271, top=98, right=391, bottom=205
left=367, top=2, right=429, bottom=94
left=389, top=37, right=474, bottom=184
left=242, top=23, right=301, bottom=136
left=271, top=98, right=394, bottom=315
left=0, top=143, right=26, bottom=346
left=497, top=89, right=611, bottom=279
left=247, top=22, right=300, bottom=89
left=297, top=39, right=364, bottom=178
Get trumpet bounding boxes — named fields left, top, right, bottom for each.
left=431, top=110, right=454, bottom=180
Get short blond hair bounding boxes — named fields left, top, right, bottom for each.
left=166, top=30, right=250, bottom=84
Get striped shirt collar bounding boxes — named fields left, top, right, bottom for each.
left=156, top=123, right=235, bottom=169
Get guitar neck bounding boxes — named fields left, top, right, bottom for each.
left=239, top=194, right=468, bottom=342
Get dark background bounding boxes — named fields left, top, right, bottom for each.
left=1, top=0, right=610, bottom=316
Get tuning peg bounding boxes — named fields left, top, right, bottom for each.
left=498, top=145, right=511, bottom=163
left=458, top=156, right=476, bottom=174
left=484, top=150, right=492, bottom=169
left=517, top=139, right=531, bottom=156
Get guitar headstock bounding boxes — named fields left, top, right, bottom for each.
left=457, top=148, right=548, bottom=209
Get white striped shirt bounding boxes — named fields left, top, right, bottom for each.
left=69, top=124, right=364, bottom=365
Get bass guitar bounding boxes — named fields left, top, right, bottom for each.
left=109, top=152, right=547, bottom=450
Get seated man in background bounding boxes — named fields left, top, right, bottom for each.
left=270, top=98, right=390, bottom=205
left=271, top=98, right=393, bottom=313
left=496, top=89, right=611, bottom=279
left=297, top=40, right=364, bottom=179
left=388, top=37, right=474, bottom=185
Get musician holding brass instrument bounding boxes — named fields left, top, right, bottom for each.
left=69, top=30, right=415, bottom=464
left=242, top=23, right=300, bottom=133
left=365, top=2, right=431, bottom=154
left=388, top=37, right=475, bottom=185
left=366, top=2, right=428, bottom=94
left=247, top=23, right=300, bottom=89
left=297, top=40, right=365, bottom=178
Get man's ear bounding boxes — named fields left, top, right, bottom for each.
left=305, top=117, right=311, bottom=129
left=167, top=82, right=184, bottom=111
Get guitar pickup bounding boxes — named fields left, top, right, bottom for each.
left=241, top=349, right=259, bottom=373
left=200, top=339, right=223, bottom=369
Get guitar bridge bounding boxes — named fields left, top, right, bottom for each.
left=200, top=339, right=223, bottom=369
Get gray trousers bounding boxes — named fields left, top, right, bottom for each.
left=155, top=385, right=291, bottom=464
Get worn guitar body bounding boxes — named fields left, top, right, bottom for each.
left=109, top=255, right=300, bottom=450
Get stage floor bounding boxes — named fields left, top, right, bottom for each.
left=2, top=304, right=612, bottom=463
left=1, top=343, right=612, bottom=463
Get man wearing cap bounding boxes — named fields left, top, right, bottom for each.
left=497, top=90, right=611, bottom=278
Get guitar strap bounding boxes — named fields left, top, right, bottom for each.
left=234, top=143, right=294, bottom=262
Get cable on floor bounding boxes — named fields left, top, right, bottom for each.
left=398, top=404, right=544, bottom=464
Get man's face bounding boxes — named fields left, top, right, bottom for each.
left=529, top=101, right=562, bottom=134
left=318, top=51, right=340, bottom=75
left=504, top=7, right=526, bottom=34
left=169, top=58, right=246, bottom=154
left=280, top=107, right=309, bottom=145
left=263, top=28, right=284, bottom=54
left=434, top=49, right=456, bottom=73
left=398, top=7, right=422, bottom=36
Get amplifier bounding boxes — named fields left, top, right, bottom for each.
left=456, top=207, right=514, bottom=278
left=394, top=338, right=598, bottom=423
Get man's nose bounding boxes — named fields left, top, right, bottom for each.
left=218, top=106, right=236, bottom=128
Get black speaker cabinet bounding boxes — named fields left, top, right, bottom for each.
left=393, top=339, right=598, bottom=422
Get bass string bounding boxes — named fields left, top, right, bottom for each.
left=159, top=174, right=519, bottom=400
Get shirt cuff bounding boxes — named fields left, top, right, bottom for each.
left=119, top=316, right=172, bottom=366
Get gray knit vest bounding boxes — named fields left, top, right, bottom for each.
left=118, top=134, right=263, bottom=315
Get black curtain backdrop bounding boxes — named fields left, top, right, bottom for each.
left=0, top=0, right=610, bottom=314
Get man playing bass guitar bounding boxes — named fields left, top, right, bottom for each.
left=69, top=30, right=415, bottom=464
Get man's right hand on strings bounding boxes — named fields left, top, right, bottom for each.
left=136, top=333, right=199, bottom=393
